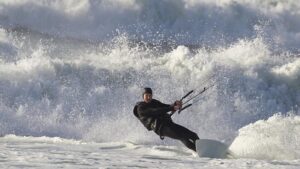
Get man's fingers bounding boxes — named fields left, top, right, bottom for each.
left=175, top=100, right=182, bottom=105
left=174, top=105, right=183, bottom=110
left=174, top=105, right=179, bottom=110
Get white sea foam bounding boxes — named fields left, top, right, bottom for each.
left=1, top=134, right=300, bottom=168
left=0, top=0, right=300, bottom=49
left=230, top=114, right=300, bottom=160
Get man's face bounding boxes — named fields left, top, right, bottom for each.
left=143, top=93, right=152, bottom=103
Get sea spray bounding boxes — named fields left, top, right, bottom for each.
left=230, top=113, right=300, bottom=160
left=0, top=1, right=300, bottom=152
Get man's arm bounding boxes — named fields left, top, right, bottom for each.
left=153, top=99, right=183, bottom=113
left=152, top=99, right=172, bottom=108
left=137, top=104, right=174, bottom=117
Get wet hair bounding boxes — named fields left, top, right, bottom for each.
left=143, top=87, right=152, bottom=95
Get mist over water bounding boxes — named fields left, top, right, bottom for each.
left=1, top=0, right=300, bottom=160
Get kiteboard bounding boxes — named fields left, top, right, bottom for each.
left=196, top=139, right=229, bottom=158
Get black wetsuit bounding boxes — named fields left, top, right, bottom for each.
left=133, top=99, right=199, bottom=151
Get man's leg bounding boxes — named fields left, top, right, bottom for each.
left=159, top=123, right=199, bottom=151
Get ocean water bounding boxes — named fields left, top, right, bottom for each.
left=0, top=0, right=300, bottom=168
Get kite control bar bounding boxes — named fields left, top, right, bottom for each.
left=169, top=90, right=193, bottom=116
left=170, top=78, right=217, bottom=117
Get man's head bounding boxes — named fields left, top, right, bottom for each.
left=143, top=87, right=152, bottom=103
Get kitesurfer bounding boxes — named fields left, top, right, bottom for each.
left=133, top=87, right=199, bottom=151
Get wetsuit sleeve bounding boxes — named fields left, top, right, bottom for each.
left=137, top=104, right=174, bottom=117
left=154, top=100, right=173, bottom=108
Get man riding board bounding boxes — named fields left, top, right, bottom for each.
left=133, top=87, right=199, bottom=151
